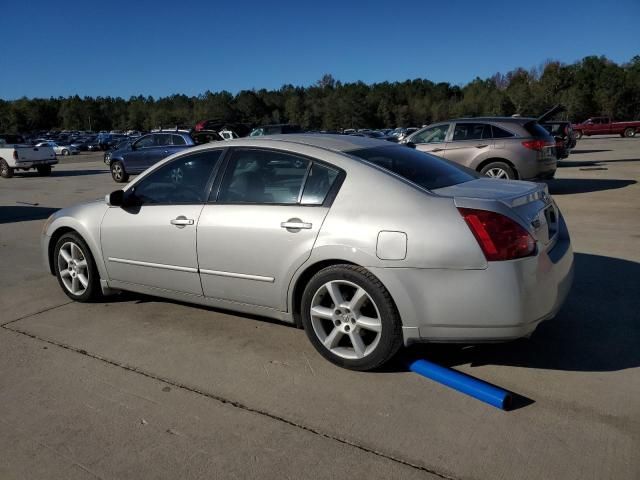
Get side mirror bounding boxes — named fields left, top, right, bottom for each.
left=105, top=189, right=125, bottom=207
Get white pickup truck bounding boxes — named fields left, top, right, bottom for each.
left=0, top=134, right=58, bottom=178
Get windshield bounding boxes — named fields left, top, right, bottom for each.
left=347, top=145, right=476, bottom=191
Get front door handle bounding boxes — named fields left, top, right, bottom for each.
left=170, top=216, right=194, bottom=228
left=281, top=219, right=312, bottom=230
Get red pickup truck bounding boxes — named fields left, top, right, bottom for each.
left=572, top=117, right=639, bottom=139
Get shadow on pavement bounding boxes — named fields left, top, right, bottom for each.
left=569, top=149, right=612, bottom=154
left=558, top=158, right=640, bottom=168
left=398, top=253, right=640, bottom=374
left=10, top=169, right=108, bottom=178
left=545, top=178, right=636, bottom=194
left=0, top=206, right=59, bottom=224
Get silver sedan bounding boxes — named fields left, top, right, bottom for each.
left=41, top=135, right=574, bottom=370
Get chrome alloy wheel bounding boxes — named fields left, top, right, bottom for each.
left=310, top=280, right=382, bottom=360
left=112, top=163, right=124, bottom=181
left=57, top=241, right=90, bottom=296
left=485, top=167, right=509, bottom=179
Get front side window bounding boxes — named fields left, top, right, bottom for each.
left=134, top=135, right=154, bottom=149
left=411, top=124, right=449, bottom=144
left=131, top=150, right=222, bottom=205
left=451, top=123, right=489, bottom=141
left=217, top=149, right=311, bottom=204
left=348, top=145, right=476, bottom=191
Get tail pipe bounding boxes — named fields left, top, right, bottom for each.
left=409, top=359, right=512, bottom=410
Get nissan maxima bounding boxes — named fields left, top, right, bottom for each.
left=41, top=135, right=574, bottom=370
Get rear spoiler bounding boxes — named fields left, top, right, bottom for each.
left=537, top=104, right=566, bottom=123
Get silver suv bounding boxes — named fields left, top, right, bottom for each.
left=403, top=117, right=557, bottom=180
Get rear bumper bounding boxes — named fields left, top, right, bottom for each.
left=371, top=215, right=574, bottom=345
left=15, top=159, right=58, bottom=168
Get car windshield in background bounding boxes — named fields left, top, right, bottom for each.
left=348, top=146, right=476, bottom=191
left=0, top=134, right=25, bottom=144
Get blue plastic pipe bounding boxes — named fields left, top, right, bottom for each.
left=409, top=359, right=512, bottom=410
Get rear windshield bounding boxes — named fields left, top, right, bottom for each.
left=347, top=146, right=476, bottom=191
left=524, top=121, right=552, bottom=138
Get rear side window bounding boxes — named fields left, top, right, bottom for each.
left=300, top=163, right=339, bottom=205
left=348, top=146, right=476, bottom=191
left=490, top=125, right=514, bottom=138
left=452, top=123, right=489, bottom=141
left=217, top=149, right=310, bottom=204
left=523, top=121, right=552, bottom=138
left=172, top=134, right=187, bottom=145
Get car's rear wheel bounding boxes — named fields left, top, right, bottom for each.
left=111, top=161, right=129, bottom=183
left=37, top=165, right=52, bottom=176
left=623, top=127, right=636, bottom=138
left=480, top=161, right=516, bottom=180
left=54, top=232, right=102, bottom=302
left=575, top=131, right=583, bottom=139
left=0, top=159, right=14, bottom=178
left=301, top=265, right=403, bottom=371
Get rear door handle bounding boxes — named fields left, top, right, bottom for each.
left=170, top=216, right=194, bottom=228
left=281, top=220, right=312, bottom=230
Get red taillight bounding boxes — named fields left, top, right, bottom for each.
left=521, top=139, right=548, bottom=151
left=458, top=208, right=535, bottom=261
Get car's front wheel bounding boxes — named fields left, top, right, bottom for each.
left=301, top=265, right=403, bottom=371
left=480, top=161, right=516, bottom=180
left=54, top=232, right=102, bottom=302
left=62, top=149, right=70, bottom=156
left=110, top=161, right=129, bottom=183
left=623, top=127, right=636, bottom=138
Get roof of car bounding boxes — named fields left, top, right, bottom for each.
left=448, top=116, right=536, bottom=124
left=230, top=133, right=394, bottom=152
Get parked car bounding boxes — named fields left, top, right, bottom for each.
left=403, top=117, right=557, bottom=180
left=541, top=121, right=576, bottom=159
left=36, top=141, right=80, bottom=156
left=41, top=134, right=573, bottom=371
left=107, top=132, right=195, bottom=183
left=249, top=124, right=303, bottom=136
left=572, top=117, right=640, bottom=138
left=0, top=134, right=57, bottom=178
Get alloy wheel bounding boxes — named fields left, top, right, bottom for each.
left=485, top=167, right=509, bottom=179
left=310, top=280, right=382, bottom=360
left=112, top=163, right=123, bottom=181
left=57, top=241, right=90, bottom=296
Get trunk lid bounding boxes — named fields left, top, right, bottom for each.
left=433, top=178, right=559, bottom=246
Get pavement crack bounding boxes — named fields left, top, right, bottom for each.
left=1, top=324, right=458, bottom=480
left=0, top=301, right=74, bottom=327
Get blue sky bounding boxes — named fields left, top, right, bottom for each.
left=2, top=0, right=638, bottom=99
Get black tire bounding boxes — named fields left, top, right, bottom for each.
left=575, top=130, right=583, bottom=139
left=624, top=127, right=636, bottom=138
left=0, top=159, right=14, bottom=178
left=480, top=161, right=516, bottom=180
left=62, top=149, right=70, bottom=156
left=301, top=264, right=403, bottom=371
left=53, top=232, right=103, bottom=302
left=37, top=165, right=52, bottom=176
left=111, top=161, right=129, bottom=183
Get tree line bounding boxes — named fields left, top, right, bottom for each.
left=1, top=55, right=639, bottom=134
